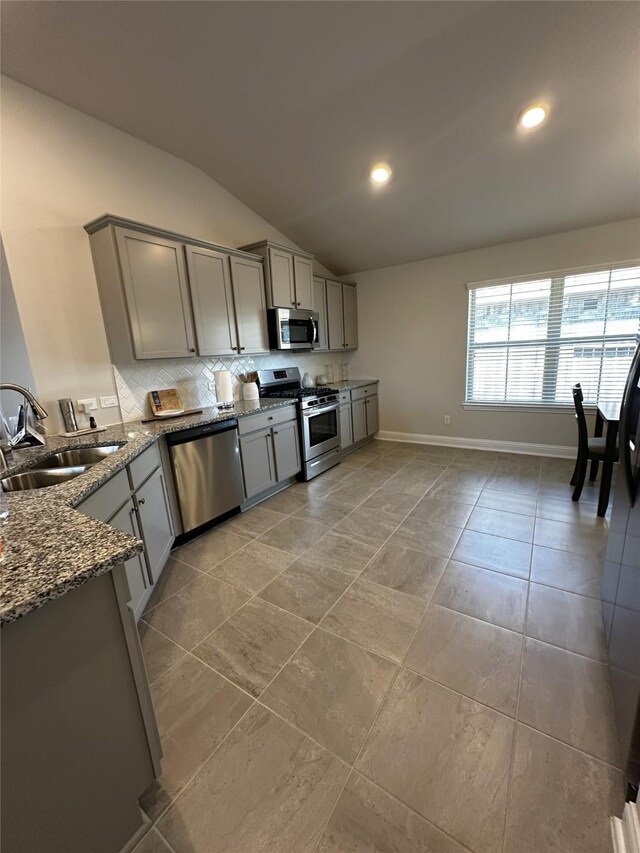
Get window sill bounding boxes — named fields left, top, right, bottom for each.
left=463, top=402, right=597, bottom=415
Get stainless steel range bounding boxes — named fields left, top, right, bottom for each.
left=257, top=367, right=341, bottom=480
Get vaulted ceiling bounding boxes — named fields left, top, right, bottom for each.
left=2, top=1, right=639, bottom=274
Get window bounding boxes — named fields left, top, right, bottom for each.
left=466, top=265, right=640, bottom=406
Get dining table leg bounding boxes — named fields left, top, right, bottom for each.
left=597, top=420, right=618, bottom=517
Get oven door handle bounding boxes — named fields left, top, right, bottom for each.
left=302, top=403, right=338, bottom=417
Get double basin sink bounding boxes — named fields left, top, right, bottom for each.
left=1, top=445, right=121, bottom=492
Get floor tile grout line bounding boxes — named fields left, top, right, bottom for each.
left=348, top=765, right=479, bottom=853
left=514, top=720, right=626, bottom=773
left=310, top=666, right=405, bottom=853
left=500, top=473, right=538, bottom=853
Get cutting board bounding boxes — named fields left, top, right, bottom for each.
left=140, top=408, right=203, bottom=424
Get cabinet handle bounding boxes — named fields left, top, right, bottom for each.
left=273, top=430, right=279, bottom=435
left=268, top=416, right=274, bottom=421
left=291, top=300, right=296, bottom=305
left=297, top=301, right=301, bottom=307
left=189, top=347, right=196, bottom=353
left=240, top=346, right=245, bottom=351
left=138, top=497, right=146, bottom=505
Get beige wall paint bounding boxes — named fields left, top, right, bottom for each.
left=0, top=78, right=334, bottom=430
left=347, top=218, right=640, bottom=449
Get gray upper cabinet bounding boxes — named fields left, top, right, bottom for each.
left=238, top=240, right=315, bottom=311
left=326, top=280, right=344, bottom=350
left=269, top=248, right=296, bottom=308
left=229, top=256, right=270, bottom=354
left=115, top=228, right=196, bottom=359
left=343, top=284, right=358, bottom=350
left=185, top=245, right=238, bottom=357
left=293, top=256, right=314, bottom=310
left=325, top=279, right=358, bottom=351
left=85, top=215, right=269, bottom=363
left=313, top=276, right=328, bottom=351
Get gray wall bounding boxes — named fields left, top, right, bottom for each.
left=346, top=218, right=640, bottom=451
left=1, top=240, right=37, bottom=423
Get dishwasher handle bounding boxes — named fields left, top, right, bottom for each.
left=165, top=418, right=239, bottom=447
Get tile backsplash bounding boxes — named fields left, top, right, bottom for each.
left=114, top=352, right=351, bottom=421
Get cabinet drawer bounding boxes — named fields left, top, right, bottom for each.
left=338, top=390, right=351, bottom=404
left=351, top=384, right=378, bottom=401
left=238, top=405, right=297, bottom=436
left=77, top=469, right=131, bottom=523
left=128, top=442, right=162, bottom=490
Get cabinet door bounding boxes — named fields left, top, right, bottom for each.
left=115, top=227, right=196, bottom=359
left=230, top=256, right=270, bottom=354
left=109, top=498, right=149, bottom=616
left=313, top=277, right=328, bottom=351
left=185, top=246, right=238, bottom=357
left=365, top=395, right=379, bottom=436
left=240, top=427, right=277, bottom=498
left=340, top=404, right=353, bottom=449
left=268, top=248, right=296, bottom=308
left=135, top=467, right=174, bottom=584
left=326, top=280, right=344, bottom=350
left=343, top=284, right=358, bottom=350
left=352, top=398, right=367, bottom=444
left=293, top=256, right=314, bottom=310
left=273, top=420, right=301, bottom=481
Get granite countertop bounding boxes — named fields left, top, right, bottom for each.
left=335, top=379, right=379, bottom=391
left=1, top=398, right=293, bottom=625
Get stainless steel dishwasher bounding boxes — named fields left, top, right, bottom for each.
left=166, top=419, right=244, bottom=534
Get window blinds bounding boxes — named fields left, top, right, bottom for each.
left=466, top=264, right=640, bottom=406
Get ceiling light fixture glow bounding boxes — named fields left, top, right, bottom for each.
left=370, top=163, right=392, bottom=184
left=519, top=104, right=548, bottom=129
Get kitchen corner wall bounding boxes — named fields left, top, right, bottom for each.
left=114, top=352, right=348, bottom=421
left=0, top=78, right=336, bottom=431
left=347, top=218, right=640, bottom=450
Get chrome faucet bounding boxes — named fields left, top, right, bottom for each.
left=0, top=384, right=48, bottom=472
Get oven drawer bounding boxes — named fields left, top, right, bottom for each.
left=351, top=383, right=378, bottom=401
left=238, top=404, right=297, bottom=436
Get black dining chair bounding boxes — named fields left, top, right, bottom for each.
left=570, top=383, right=619, bottom=501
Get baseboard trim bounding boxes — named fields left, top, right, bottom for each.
left=376, top=430, right=575, bottom=459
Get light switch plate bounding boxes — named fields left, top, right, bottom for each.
left=100, top=395, right=119, bottom=408
left=77, top=398, right=98, bottom=412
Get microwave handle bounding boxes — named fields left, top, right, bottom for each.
left=307, top=317, right=316, bottom=346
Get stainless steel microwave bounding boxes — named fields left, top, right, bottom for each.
left=267, top=308, right=319, bottom=350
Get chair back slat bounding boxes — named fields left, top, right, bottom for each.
left=572, top=383, right=589, bottom=460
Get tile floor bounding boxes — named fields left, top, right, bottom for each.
left=135, top=440, right=624, bottom=853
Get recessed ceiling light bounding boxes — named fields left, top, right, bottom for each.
left=519, top=104, right=548, bottom=129
left=370, top=163, right=392, bottom=184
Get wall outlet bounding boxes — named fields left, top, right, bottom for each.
left=443, top=414, right=451, bottom=425
left=208, top=381, right=216, bottom=392
left=77, top=398, right=98, bottom=412
left=100, top=395, right=119, bottom=408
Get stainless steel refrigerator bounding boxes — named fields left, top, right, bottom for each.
left=602, top=341, right=640, bottom=801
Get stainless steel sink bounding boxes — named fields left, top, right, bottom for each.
left=29, top=445, right=121, bottom=470
left=1, top=466, right=91, bottom=492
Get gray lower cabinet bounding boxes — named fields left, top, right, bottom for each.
left=272, top=420, right=301, bottom=480
left=365, top=394, right=379, bottom=436
left=109, top=499, right=149, bottom=612
left=239, top=412, right=301, bottom=501
left=77, top=445, right=174, bottom=617
left=134, top=466, right=174, bottom=585
left=340, top=403, right=353, bottom=449
left=351, top=398, right=367, bottom=444
left=240, top=427, right=277, bottom=499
